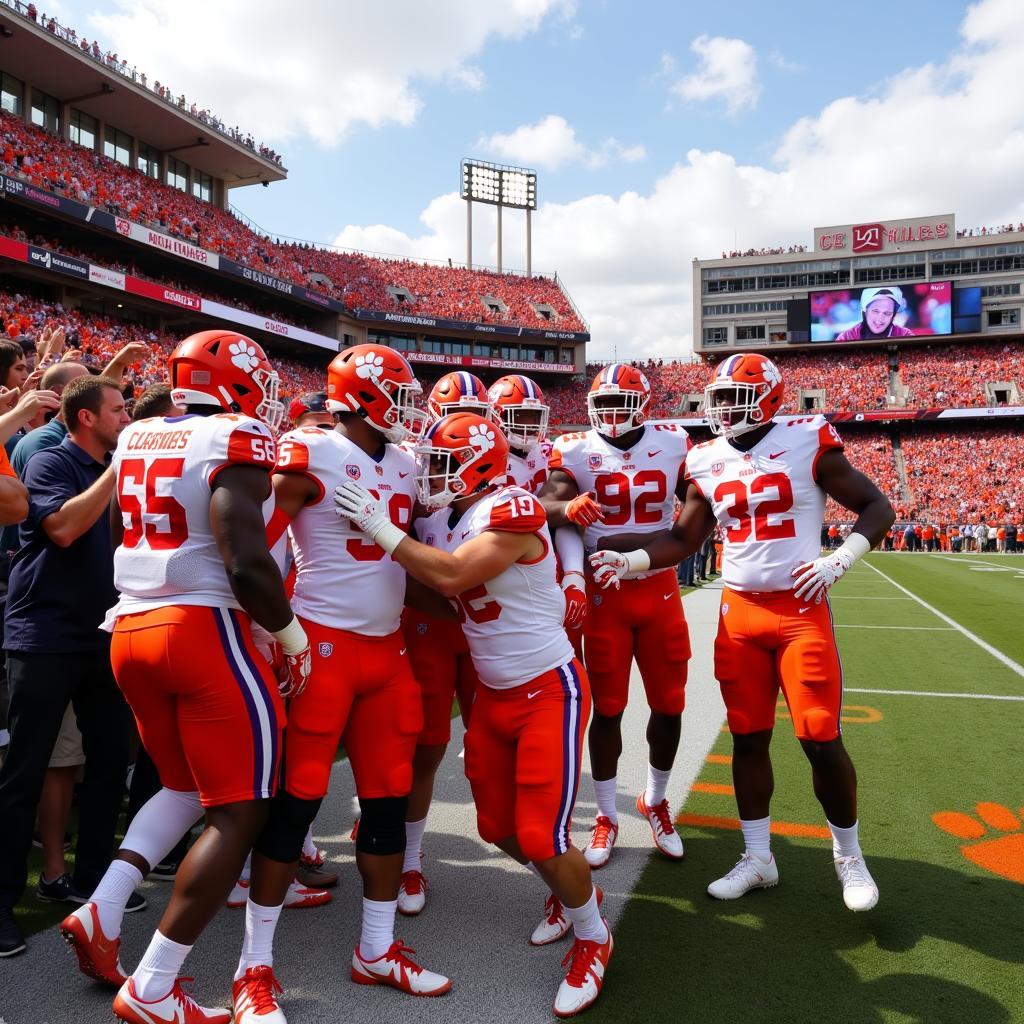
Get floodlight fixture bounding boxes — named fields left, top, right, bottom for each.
left=461, top=158, right=538, bottom=275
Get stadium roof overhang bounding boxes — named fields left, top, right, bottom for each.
left=0, top=14, right=287, bottom=186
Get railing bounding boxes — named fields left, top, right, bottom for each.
left=1, top=0, right=285, bottom=169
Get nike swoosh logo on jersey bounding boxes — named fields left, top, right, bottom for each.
left=798, top=606, right=811, bottom=614
left=768, top=451, right=787, bottom=459
left=527, top=689, right=543, bottom=699
left=663, top=593, right=673, bottom=600
left=462, top=530, right=473, bottom=538
left=648, top=449, right=662, bottom=457
left=399, top=472, right=409, bottom=478
left=399, top=648, right=407, bottom=655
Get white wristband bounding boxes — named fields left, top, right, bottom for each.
left=624, top=549, right=652, bottom=575
left=836, top=533, right=871, bottom=566
left=272, top=616, right=308, bottom=656
left=371, top=521, right=407, bottom=555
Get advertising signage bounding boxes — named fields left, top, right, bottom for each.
left=814, top=214, right=955, bottom=255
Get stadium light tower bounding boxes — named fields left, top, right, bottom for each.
left=461, top=159, right=537, bottom=275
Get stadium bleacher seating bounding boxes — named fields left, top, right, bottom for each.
left=0, top=112, right=585, bottom=331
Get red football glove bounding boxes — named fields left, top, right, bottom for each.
left=561, top=572, right=588, bottom=630
left=566, top=491, right=604, bottom=528
left=280, top=644, right=312, bottom=699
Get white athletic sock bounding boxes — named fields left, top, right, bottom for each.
left=120, top=788, right=203, bottom=870
left=403, top=817, right=427, bottom=874
left=301, top=827, right=318, bottom=861
left=593, top=777, right=618, bottom=823
left=239, top=852, right=253, bottom=883
left=828, top=820, right=862, bottom=860
left=132, top=931, right=192, bottom=1002
left=644, top=765, right=672, bottom=808
left=235, top=900, right=283, bottom=980
left=360, top=898, right=397, bottom=961
left=740, top=817, right=772, bottom=861
left=90, top=860, right=143, bottom=938
left=564, top=887, right=607, bottom=944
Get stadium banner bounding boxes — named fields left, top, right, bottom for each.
left=89, top=265, right=127, bottom=290
left=814, top=214, right=955, bottom=255
left=406, top=351, right=576, bottom=374
left=810, top=282, right=952, bottom=342
left=0, top=171, right=95, bottom=224
left=200, top=298, right=337, bottom=350
left=217, top=256, right=344, bottom=313
left=27, top=245, right=89, bottom=281
left=356, top=309, right=590, bottom=343
left=0, top=235, right=29, bottom=263
left=124, top=276, right=202, bottom=311
left=674, top=406, right=1024, bottom=429
left=112, top=217, right=219, bottom=269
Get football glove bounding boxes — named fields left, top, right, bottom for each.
left=565, top=491, right=605, bottom=527
left=792, top=550, right=854, bottom=603
left=561, top=571, right=588, bottom=629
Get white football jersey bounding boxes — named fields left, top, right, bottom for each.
left=418, top=486, right=574, bottom=689
left=685, top=415, right=844, bottom=594
left=277, top=426, right=416, bottom=635
left=551, top=423, right=691, bottom=577
left=503, top=441, right=550, bottom=494
left=109, top=413, right=277, bottom=619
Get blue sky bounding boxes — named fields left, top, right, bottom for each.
left=44, top=0, right=1024, bottom=356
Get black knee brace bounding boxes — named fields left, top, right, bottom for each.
left=355, top=796, right=408, bottom=856
left=253, top=792, right=322, bottom=864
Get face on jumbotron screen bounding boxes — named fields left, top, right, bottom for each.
left=810, top=281, right=952, bottom=343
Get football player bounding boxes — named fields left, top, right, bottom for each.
left=590, top=353, right=895, bottom=911
left=539, top=364, right=692, bottom=867
left=396, top=371, right=492, bottom=916
left=335, top=412, right=612, bottom=1019
left=230, top=345, right=450, bottom=1024
left=60, top=331, right=310, bottom=1024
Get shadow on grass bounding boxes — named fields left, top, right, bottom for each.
left=587, top=830, right=1021, bottom=1024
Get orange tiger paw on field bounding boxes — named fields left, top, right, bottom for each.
left=932, top=803, right=1024, bottom=884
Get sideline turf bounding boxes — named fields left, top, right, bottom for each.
left=589, top=552, right=1023, bottom=1024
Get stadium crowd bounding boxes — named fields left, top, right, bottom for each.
left=0, top=112, right=584, bottom=331
left=718, top=245, right=808, bottom=258
left=896, top=342, right=1024, bottom=407
left=956, top=223, right=1024, bottom=238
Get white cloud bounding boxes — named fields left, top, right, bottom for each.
left=88, top=0, right=569, bottom=146
left=671, top=34, right=761, bottom=115
left=477, top=114, right=646, bottom=170
left=331, top=0, right=1024, bottom=362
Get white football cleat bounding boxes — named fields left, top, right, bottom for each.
left=226, top=878, right=250, bottom=908
left=636, top=794, right=684, bottom=860
left=552, top=920, right=613, bottom=1018
left=232, top=965, right=286, bottom=1024
left=707, top=852, right=779, bottom=900
left=398, top=870, right=428, bottom=916
left=284, top=879, right=331, bottom=909
left=584, top=816, right=619, bottom=869
left=351, top=941, right=452, bottom=996
left=531, top=888, right=604, bottom=946
left=834, top=855, right=879, bottom=911
left=114, top=977, right=231, bottom=1024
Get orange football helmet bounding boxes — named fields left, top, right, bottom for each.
left=326, top=344, right=424, bottom=443
left=704, top=353, right=784, bottom=437
left=427, top=371, right=491, bottom=421
left=587, top=363, right=651, bottom=438
left=169, top=329, right=284, bottom=430
left=414, top=412, right=509, bottom=508
left=488, top=374, right=549, bottom=450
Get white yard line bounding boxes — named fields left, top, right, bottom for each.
left=845, top=686, right=1024, bottom=702
left=830, top=595, right=914, bottom=601
left=834, top=624, right=955, bottom=631
left=863, top=560, right=1024, bottom=679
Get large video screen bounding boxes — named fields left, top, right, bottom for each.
left=952, top=286, right=982, bottom=334
left=810, top=282, right=952, bottom=342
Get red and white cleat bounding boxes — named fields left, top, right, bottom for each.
left=284, top=879, right=332, bottom=909
left=113, top=977, right=231, bottom=1024
left=350, top=941, right=452, bottom=996
left=397, top=870, right=428, bottom=916
left=232, top=965, right=286, bottom=1024
left=636, top=794, right=684, bottom=860
left=59, top=901, right=127, bottom=987
left=531, top=887, right=603, bottom=946
left=583, top=816, right=619, bottom=869
left=297, top=847, right=338, bottom=889
left=226, top=878, right=250, bottom=908
left=553, top=921, right=613, bottom=1018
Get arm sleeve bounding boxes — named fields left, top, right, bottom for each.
left=812, top=419, right=845, bottom=482
left=554, top=526, right=585, bottom=574
left=207, top=419, right=277, bottom=488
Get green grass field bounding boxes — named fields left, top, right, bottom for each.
left=591, top=552, right=1024, bottom=1024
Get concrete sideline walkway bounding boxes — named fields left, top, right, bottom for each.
left=0, top=584, right=726, bottom=1024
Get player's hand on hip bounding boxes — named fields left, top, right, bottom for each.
left=334, top=481, right=389, bottom=538
left=588, top=550, right=627, bottom=590
left=566, top=491, right=604, bottom=527
left=560, top=571, right=588, bottom=629
left=791, top=550, right=854, bottom=603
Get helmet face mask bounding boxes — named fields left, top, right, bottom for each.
left=413, top=412, right=509, bottom=510
left=428, top=372, right=491, bottom=424
left=587, top=364, right=651, bottom=439
left=704, top=353, right=784, bottom=438
left=487, top=375, right=549, bottom=450
left=253, top=368, right=284, bottom=432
